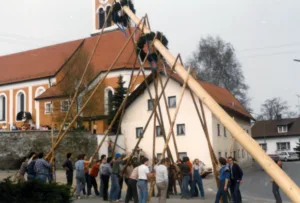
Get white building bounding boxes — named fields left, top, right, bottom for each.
left=252, top=118, right=300, bottom=154
left=120, top=72, right=254, bottom=168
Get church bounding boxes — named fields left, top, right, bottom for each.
left=0, top=0, right=150, bottom=133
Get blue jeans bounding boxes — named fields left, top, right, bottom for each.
left=76, top=175, right=86, bottom=196
left=36, top=174, right=47, bottom=184
left=181, top=175, right=190, bottom=198
left=110, top=174, right=120, bottom=201
left=137, top=180, right=148, bottom=203
left=230, top=180, right=241, bottom=203
left=215, top=181, right=228, bottom=203
left=192, top=172, right=205, bottom=197
left=27, top=174, right=36, bottom=181
left=99, top=177, right=104, bottom=196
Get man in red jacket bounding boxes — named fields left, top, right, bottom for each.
left=89, top=160, right=101, bottom=196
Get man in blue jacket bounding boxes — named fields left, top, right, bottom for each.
left=228, top=157, right=243, bottom=203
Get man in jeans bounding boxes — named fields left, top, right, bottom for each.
left=178, top=157, right=191, bottom=199
left=156, top=158, right=169, bottom=203
left=62, top=153, right=73, bottom=186
left=110, top=153, right=122, bottom=202
left=228, top=157, right=243, bottom=203
left=137, top=157, right=151, bottom=203
left=34, top=152, right=52, bottom=184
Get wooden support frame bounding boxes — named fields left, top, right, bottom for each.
left=46, top=17, right=145, bottom=160
left=121, top=5, right=300, bottom=202
left=160, top=67, right=190, bottom=159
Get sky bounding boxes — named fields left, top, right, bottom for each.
left=0, top=0, right=300, bottom=116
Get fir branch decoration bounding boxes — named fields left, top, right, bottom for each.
left=136, top=31, right=168, bottom=63
left=112, top=0, right=136, bottom=27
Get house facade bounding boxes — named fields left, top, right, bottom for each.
left=120, top=73, right=254, bottom=168
left=0, top=0, right=149, bottom=133
left=252, top=118, right=300, bottom=154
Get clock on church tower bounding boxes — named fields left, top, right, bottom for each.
left=93, top=0, right=114, bottom=32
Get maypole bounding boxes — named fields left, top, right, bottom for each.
left=120, top=3, right=300, bottom=202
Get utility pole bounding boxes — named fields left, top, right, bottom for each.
left=297, top=95, right=300, bottom=117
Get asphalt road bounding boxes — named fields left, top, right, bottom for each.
left=75, top=161, right=299, bottom=203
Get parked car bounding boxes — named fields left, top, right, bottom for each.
left=268, top=154, right=280, bottom=161
left=278, top=151, right=299, bottom=161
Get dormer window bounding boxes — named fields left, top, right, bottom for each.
left=278, top=125, right=288, bottom=133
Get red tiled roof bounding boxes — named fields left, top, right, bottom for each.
left=0, top=28, right=146, bottom=86
left=0, top=40, right=83, bottom=85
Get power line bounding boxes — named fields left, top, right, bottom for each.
left=237, top=42, right=300, bottom=53
left=0, top=32, right=57, bottom=43
left=242, top=50, right=300, bottom=58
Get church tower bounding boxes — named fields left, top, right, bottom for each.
left=93, top=0, right=115, bottom=33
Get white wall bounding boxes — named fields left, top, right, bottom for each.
left=256, top=136, right=300, bottom=154
left=121, top=76, right=215, bottom=167
left=212, top=116, right=253, bottom=167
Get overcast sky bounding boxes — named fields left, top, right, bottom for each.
left=0, top=0, right=300, bottom=116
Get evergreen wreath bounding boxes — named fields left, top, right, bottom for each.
left=112, top=0, right=136, bottom=27
left=137, top=31, right=168, bottom=63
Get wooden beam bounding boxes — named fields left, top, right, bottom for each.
left=121, top=6, right=300, bottom=202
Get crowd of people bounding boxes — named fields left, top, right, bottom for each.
left=15, top=151, right=283, bottom=203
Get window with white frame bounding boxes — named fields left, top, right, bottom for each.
left=217, top=124, right=220, bottom=136
left=242, top=149, right=245, bottom=158
left=177, top=124, right=185, bottom=135
left=17, top=92, right=25, bottom=113
left=224, top=126, right=227, bottom=137
left=61, top=100, right=70, bottom=112
left=259, top=143, right=267, bottom=151
left=136, top=127, right=143, bottom=138
left=104, top=88, right=113, bottom=115
left=157, top=153, right=162, bottom=160
left=148, top=99, right=154, bottom=111
left=178, top=152, right=187, bottom=160
left=168, top=96, right=176, bottom=108
left=225, top=152, right=228, bottom=158
left=276, top=142, right=290, bottom=151
left=238, top=149, right=240, bottom=158
left=218, top=152, right=221, bottom=158
left=63, top=122, right=70, bottom=130
left=45, top=102, right=52, bottom=114
left=0, top=95, right=6, bottom=121
left=277, top=125, right=288, bottom=133
left=156, top=126, right=163, bottom=137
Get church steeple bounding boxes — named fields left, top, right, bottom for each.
left=93, top=0, right=115, bottom=32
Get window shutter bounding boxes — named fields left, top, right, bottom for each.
left=106, top=6, right=112, bottom=27
left=2, top=97, right=5, bottom=121
left=99, top=8, right=105, bottom=29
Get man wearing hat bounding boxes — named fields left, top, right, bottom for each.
left=110, top=153, right=122, bottom=202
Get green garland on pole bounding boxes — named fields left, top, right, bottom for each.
left=136, top=31, right=168, bottom=62
left=112, top=0, right=136, bottom=27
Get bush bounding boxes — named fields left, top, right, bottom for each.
left=0, top=178, right=73, bottom=203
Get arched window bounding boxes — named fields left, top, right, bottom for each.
left=17, top=91, right=25, bottom=114
left=0, top=95, right=6, bottom=121
left=106, top=6, right=112, bottom=27
left=104, top=87, right=114, bottom=115
left=99, top=8, right=105, bottom=29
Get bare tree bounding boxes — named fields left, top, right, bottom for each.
left=187, top=36, right=252, bottom=112
left=53, top=49, right=100, bottom=127
left=257, top=97, right=297, bottom=120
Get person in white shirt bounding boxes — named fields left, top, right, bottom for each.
left=137, top=157, right=151, bottom=203
left=156, top=158, right=169, bottom=203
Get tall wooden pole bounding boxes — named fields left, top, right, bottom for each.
left=160, top=67, right=190, bottom=159
left=190, top=90, right=219, bottom=187
left=140, top=70, right=174, bottom=163
left=157, top=71, right=180, bottom=161
left=121, top=6, right=300, bottom=202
